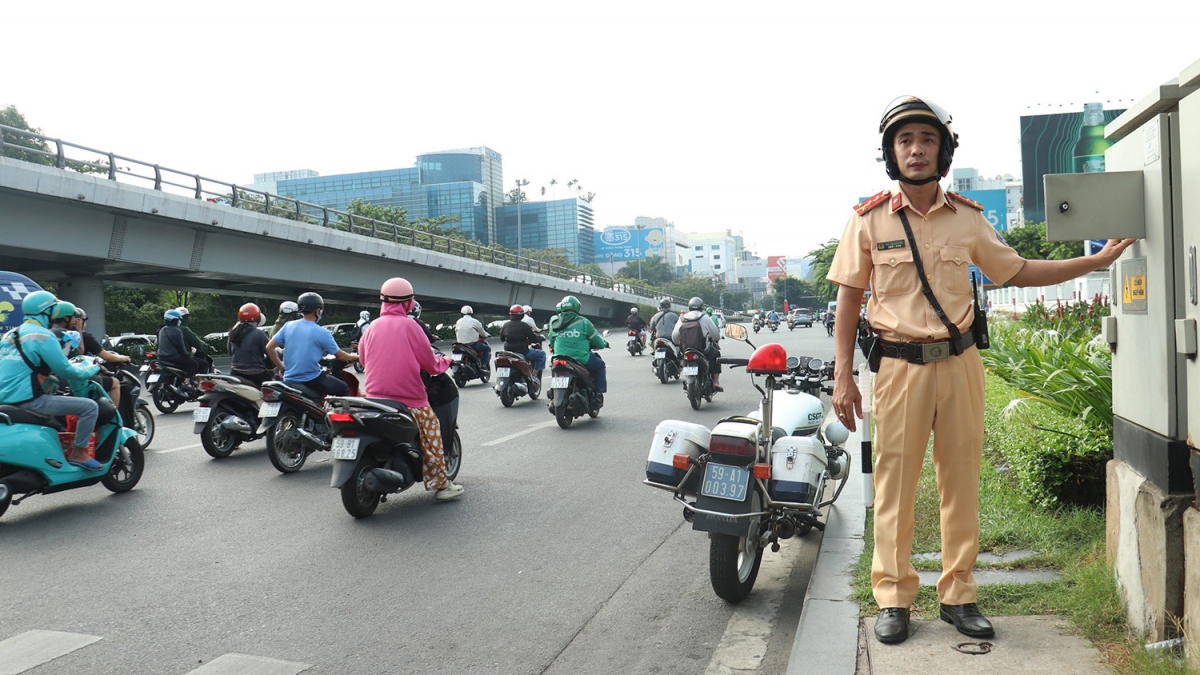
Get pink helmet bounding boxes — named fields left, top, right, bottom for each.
left=380, top=277, right=414, bottom=303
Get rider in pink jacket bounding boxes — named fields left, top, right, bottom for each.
left=359, top=277, right=463, bottom=501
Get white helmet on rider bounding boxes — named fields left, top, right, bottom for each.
left=461, top=305, right=474, bottom=315
left=630, top=307, right=638, bottom=314
left=522, top=305, right=532, bottom=315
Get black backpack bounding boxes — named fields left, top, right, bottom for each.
left=677, top=318, right=707, bottom=352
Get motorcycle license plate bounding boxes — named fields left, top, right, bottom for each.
left=701, top=463, right=751, bottom=502
left=139, top=366, right=149, bottom=373
left=147, top=374, right=160, bottom=383
left=683, top=366, right=699, bottom=376
left=655, top=351, right=666, bottom=358
left=452, top=353, right=463, bottom=362
left=330, top=436, right=360, bottom=460
left=496, top=368, right=511, bottom=378
left=259, top=402, right=281, bottom=418
left=193, top=407, right=211, bottom=423
left=550, top=377, right=570, bottom=389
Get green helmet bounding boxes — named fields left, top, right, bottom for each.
left=51, top=301, right=77, bottom=323
left=21, top=290, right=58, bottom=327
left=557, top=295, right=581, bottom=314
left=705, top=307, right=713, bottom=316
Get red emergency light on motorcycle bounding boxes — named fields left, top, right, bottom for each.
left=746, top=343, right=788, bottom=375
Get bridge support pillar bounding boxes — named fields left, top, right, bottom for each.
left=59, top=278, right=106, bottom=338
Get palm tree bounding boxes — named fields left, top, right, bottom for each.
left=549, top=178, right=557, bottom=199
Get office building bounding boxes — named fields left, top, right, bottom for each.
left=416, top=147, right=504, bottom=242
left=495, top=198, right=595, bottom=265
left=688, top=231, right=739, bottom=284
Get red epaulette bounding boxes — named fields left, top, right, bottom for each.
left=853, top=190, right=891, bottom=216
left=947, top=191, right=984, bottom=211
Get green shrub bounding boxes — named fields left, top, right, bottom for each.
left=984, top=375, right=1111, bottom=508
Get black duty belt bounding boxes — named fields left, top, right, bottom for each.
left=879, top=332, right=975, bottom=365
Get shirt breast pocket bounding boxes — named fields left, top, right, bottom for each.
left=939, top=246, right=971, bottom=294
left=871, top=249, right=919, bottom=296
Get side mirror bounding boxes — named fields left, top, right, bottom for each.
left=725, top=324, right=748, bottom=341
left=436, top=324, right=444, bottom=330
left=602, top=330, right=610, bottom=337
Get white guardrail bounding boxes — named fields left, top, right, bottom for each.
left=985, top=270, right=1111, bottom=313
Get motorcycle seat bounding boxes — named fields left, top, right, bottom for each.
left=363, top=398, right=413, bottom=416
left=0, top=404, right=66, bottom=431
left=495, top=350, right=528, bottom=362
left=157, top=363, right=189, bottom=378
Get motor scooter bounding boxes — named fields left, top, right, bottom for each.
left=493, top=350, right=542, bottom=407
left=141, top=351, right=213, bottom=413
left=193, top=373, right=266, bottom=458
left=626, top=329, right=644, bottom=356
left=259, top=358, right=360, bottom=474
left=652, top=337, right=681, bottom=384
left=109, top=364, right=155, bottom=449
left=547, top=353, right=603, bottom=429
left=643, top=324, right=851, bottom=602
left=0, top=361, right=144, bottom=520
left=449, top=343, right=490, bottom=387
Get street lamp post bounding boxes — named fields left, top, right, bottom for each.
left=514, top=178, right=529, bottom=255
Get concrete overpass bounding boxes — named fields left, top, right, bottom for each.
left=0, top=149, right=673, bottom=337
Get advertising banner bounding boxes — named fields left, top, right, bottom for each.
left=959, top=188, right=1008, bottom=232
left=1020, top=104, right=1125, bottom=224
left=593, top=227, right=666, bottom=262
left=0, top=271, right=44, bottom=331
left=738, top=260, right=768, bottom=279
left=767, top=256, right=788, bottom=281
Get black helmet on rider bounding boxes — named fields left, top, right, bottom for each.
left=659, top=298, right=671, bottom=310
left=297, top=292, right=324, bottom=315
left=687, top=297, right=704, bottom=312
left=879, top=95, right=958, bottom=186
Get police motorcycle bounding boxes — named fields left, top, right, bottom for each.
left=192, top=372, right=266, bottom=458
left=326, top=394, right=462, bottom=518
left=642, top=324, right=851, bottom=602
left=493, top=349, right=542, bottom=407
left=449, top=343, right=490, bottom=387
left=682, top=347, right=716, bottom=410
left=108, top=365, right=155, bottom=449
left=652, top=336, right=682, bottom=385
left=548, top=338, right=606, bottom=430
left=142, top=351, right=210, bottom=413
left=259, top=357, right=360, bottom=474
left=0, top=356, right=145, bottom=520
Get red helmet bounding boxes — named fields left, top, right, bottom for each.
left=380, top=277, right=414, bottom=303
left=238, top=303, right=261, bottom=323
left=509, top=304, right=524, bottom=316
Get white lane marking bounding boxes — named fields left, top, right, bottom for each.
left=187, top=654, right=312, bottom=674
left=703, top=538, right=798, bottom=675
left=481, top=420, right=559, bottom=447
left=0, top=630, right=102, bottom=675
left=155, top=443, right=202, bottom=454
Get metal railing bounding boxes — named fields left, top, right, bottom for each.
left=0, top=124, right=686, bottom=305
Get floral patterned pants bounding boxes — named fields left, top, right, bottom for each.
left=411, top=405, right=449, bottom=490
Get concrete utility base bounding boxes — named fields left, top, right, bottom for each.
left=857, top=616, right=1109, bottom=675
left=1185, top=508, right=1200, bottom=671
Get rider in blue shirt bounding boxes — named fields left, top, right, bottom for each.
left=264, top=292, right=358, bottom=397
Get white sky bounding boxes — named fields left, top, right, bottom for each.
left=4, top=1, right=1199, bottom=260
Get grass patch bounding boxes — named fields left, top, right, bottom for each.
left=849, top=372, right=1190, bottom=674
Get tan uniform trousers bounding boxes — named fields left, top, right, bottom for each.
left=870, top=344, right=985, bottom=608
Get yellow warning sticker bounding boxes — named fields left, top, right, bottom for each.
left=1130, top=275, right=1146, bottom=301
left=1123, top=277, right=1132, bottom=304
left=1120, top=258, right=1148, bottom=314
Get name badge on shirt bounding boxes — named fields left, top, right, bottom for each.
left=877, top=240, right=906, bottom=251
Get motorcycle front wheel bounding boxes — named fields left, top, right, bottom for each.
left=709, top=492, right=764, bottom=603
left=201, top=404, right=242, bottom=458
left=134, top=405, right=155, bottom=449
left=341, top=456, right=381, bottom=518
left=102, top=438, right=145, bottom=493
left=151, top=386, right=180, bottom=414
left=266, top=411, right=308, bottom=474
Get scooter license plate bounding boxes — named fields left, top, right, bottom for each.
left=259, top=402, right=281, bottom=418
left=193, top=407, right=211, bottom=423
left=330, top=436, right=360, bottom=460
left=139, top=366, right=149, bottom=373
left=550, top=376, right=570, bottom=389
left=683, top=366, right=699, bottom=376
left=701, top=463, right=750, bottom=502
left=147, top=374, right=160, bottom=383
left=496, top=368, right=511, bottom=378
left=452, top=353, right=463, bottom=362
left=655, top=351, right=666, bottom=358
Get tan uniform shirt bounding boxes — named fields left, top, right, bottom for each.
left=827, top=184, right=1025, bottom=343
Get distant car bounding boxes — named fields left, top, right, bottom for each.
left=103, top=334, right=157, bottom=356
left=793, top=311, right=813, bottom=328
left=324, top=322, right=358, bottom=338
left=203, top=331, right=229, bottom=342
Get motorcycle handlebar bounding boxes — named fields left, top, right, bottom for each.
left=717, top=357, right=749, bottom=367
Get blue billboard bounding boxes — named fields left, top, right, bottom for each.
left=959, top=188, right=1008, bottom=232
left=593, top=227, right=667, bottom=262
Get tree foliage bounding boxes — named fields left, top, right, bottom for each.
left=771, top=277, right=822, bottom=309
left=616, top=255, right=674, bottom=286
left=1004, top=222, right=1081, bottom=261
left=805, top=239, right=841, bottom=302
left=1, top=104, right=53, bottom=165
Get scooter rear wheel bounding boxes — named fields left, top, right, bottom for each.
left=444, top=430, right=462, bottom=481
left=657, top=362, right=669, bottom=385
left=151, top=387, right=180, bottom=414
left=0, top=483, right=11, bottom=520
left=101, top=438, right=145, bottom=493
left=555, top=403, right=573, bottom=429
left=341, top=456, right=381, bottom=518
left=688, top=378, right=703, bottom=411
left=499, top=386, right=516, bottom=408
left=201, top=404, right=241, bottom=458
left=267, top=411, right=307, bottom=474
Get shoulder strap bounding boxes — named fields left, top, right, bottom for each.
left=896, top=210, right=964, bottom=347
left=11, top=328, right=50, bottom=375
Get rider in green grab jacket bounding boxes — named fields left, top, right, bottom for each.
left=547, top=296, right=608, bottom=393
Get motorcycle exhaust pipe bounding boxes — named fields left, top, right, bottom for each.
left=511, top=382, right=528, bottom=396
left=294, top=428, right=330, bottom=451
left=219, top=416, right=253, bottom=435
left=363, top=467, right=411, bottom=493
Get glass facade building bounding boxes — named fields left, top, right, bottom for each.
left=417, top=148, right=503, bottom=243
left=495, top=198, right=595, bottom=264
left=272, top=167, right=430, bottom=221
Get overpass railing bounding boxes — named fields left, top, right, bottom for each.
left=0, top=124, right=689, bottom=306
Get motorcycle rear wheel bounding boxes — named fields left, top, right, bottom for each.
left=709, top=493, right=764, bottom=603
left=453, top=369, right=467, bottom=388
left=201, top=404, right=241, bottom=458
left=101, top=438, right=145, bottom=493
left=444, top=430, right=462, bottom=481
left=134, top=405, right=155, bottom=449
left=341, top=456, right=381, bottom=518
left=687, top=378, right=702, bottom=411
left=266, top=411, right=308, bottom=474
left=529, top=375, right=542, bottom=400
left=555, top=403, right=573, bottom=429
left=657, top=362, right=669, bottom=384
left=0, top=483, right=12, bottom=519
left=500, top=386, right=516, bottom=408
left=151, top=387, right=180, bottom=414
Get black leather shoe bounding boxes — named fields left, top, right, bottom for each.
left=874, top=607, right=910, bottom=644
left=939, top=603, right=995, bottom=638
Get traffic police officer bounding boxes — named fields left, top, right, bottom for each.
left=827, top=96, right=1135, bottom=645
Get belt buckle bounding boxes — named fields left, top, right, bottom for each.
left=921, top=341, right=950, bottom=363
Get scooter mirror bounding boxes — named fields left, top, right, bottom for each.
left=436, top=324, right=444, bottom=330
left=602, top=330, right=610, bottom=337
left=725, top=324, right=748, bottom=341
